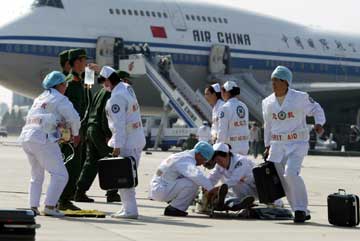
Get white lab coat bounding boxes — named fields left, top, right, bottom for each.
left=106, top=82, right=146, bottom=216
left=211, top=99, right=224, bottom=142
left=149, top=150, right=213, bottom=211
left=208, top=154, right=257, bottom=200
left=262, top=88, right=326, bottom=213
left=19, top=88, right=80, bottom=207
left=217, top=98, right=250, bottom=155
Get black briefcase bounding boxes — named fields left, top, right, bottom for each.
left=253, top=161, right=285, bottom=204
left=98, top=156, right=138, bottom=190
left=0, top=209, right=40, bottom=240
left=328, top=189, right=359, bottom=227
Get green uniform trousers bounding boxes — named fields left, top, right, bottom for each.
left=76, top=125, right=113, bottom=192
left=59, top=126, right=86, bottom=201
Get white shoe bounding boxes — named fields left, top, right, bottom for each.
left=273, top=199, right=284, bottom=208
left=111, top=212, right=138, bottom=219
left=43, top=207, right=65, bottom=217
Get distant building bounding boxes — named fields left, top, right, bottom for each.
left=12, top=93, right=33, bottom=107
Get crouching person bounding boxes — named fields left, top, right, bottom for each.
left=149, top=141, right=218, bottom=216
left=208, top=143, right=283, bottom=211
left=19, top=71, right=81, bottom=217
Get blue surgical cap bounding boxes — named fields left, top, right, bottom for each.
left=271, top=66, right=292, bottom=86
left=194, top=141, right=214, bottom=161
left=42, top=71, right=66, bottom=89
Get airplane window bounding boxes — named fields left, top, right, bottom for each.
left=32, top=0, right=64, bottom=8
left=128, top=9, right=133, bottom=15
left=122, top=9, right=127, bottom=15
left=109, top=9, right=114, bottom=14
left=213, top=17, right=217, bottom=23
left=202, top=16, right=206, bottom=22
left=218, top=18, right=223, bottom=23
left=163, top=13, right=168, bottom=18
left=186, top=15, right=190, bottom=20
left=224, top=18, right=228, bottom=24
left=207, top=17, right=212, bottom=22
left=146, top=11, right=150, bottom=17
left=115, top=9, right=120, bottom=15
left=157, top=12, right=162, bottom=18
left=134, top=10, right=138, bottom=16
left=196, top=16, right=201, bottom=21
left=140, top=10, right=144, bottom=16
left=191, top=15, right=195, bottom=21
left=152, top=11, right=156, bottom=17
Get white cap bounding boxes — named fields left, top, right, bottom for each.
left=223, top=81, right=238, bottom=91
left=99, top=66, right=116, bottom=79
left=211, top=83, right=221, bottom=93
left=213, top=143, right=229, bottom=153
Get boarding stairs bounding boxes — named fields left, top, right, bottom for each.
left=213, top=73, right=271, bottom=123
left=143, top=55, right=212, bottom=128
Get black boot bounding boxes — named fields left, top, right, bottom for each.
left=57, top=200, right=81, bottom=211
left=106, top=193, right=121, bottom=203
left=164, top=205, right=188, bottom=217
left=212, top=184, right=228, bottom=210
left=294, top=210, right=308, bottom=223
left=74, top=190, right=94, bottom=203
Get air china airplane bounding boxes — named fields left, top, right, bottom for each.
left=0, top=0, right=360, bottom=125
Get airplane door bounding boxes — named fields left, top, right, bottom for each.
left=96, top=37, right=125, bottom=69
left=162, top=1, right=187, bottom=31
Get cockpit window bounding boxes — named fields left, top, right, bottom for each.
left=32, top=0, right=64, bottom=9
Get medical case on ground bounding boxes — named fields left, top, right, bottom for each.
left=328, top=189, right=359, bottom=227
left=0, top=209, right=40, bottom=240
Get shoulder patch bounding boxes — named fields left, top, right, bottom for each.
left=236, top=106, right=246, bottom=118
left=127, top=86, right=135, bottom=97
left=234, top=161, right=242, bottom=169
left=219, top=111, right=225, bottom=119
left=111, top=104, right=120, bottom=113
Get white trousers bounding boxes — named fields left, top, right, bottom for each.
left=150, top=178, right=198, bottom=212
left=118, top=147, right=142, bottom=216
left=269, top=142, right=309, bottom=213
left=22, top=141, right=68, bottom=207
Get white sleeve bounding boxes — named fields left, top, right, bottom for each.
left=107, top=95, right=128, bottom=149
left=58, top=98, right=81, bottom=136
left=216, top=106, right=228, bottom=143
left=175, top=160, right=214, bottom=191
left=208, top=165, right=223, bottom=186
left=262, top=100, right=271, bottom=147
left=225, top=162, right=246, bottom=187
left=303, top=94, right=326, bottom=126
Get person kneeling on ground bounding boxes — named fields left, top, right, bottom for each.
left=19, top=71, right=81, bottom=217
left=205, top=143, right=283, bottom=211
left=149, top=141, right=220, bottom=216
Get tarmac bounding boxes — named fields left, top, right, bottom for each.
left=0, top=136, right=359, bottom=241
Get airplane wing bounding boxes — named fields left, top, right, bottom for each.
left=292, top=82, right=360, bottom=93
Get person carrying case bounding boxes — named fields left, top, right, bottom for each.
left=0, top=209, right=40, bottom=240
left=98, top=156, right=138, bottom=190
left=328, top=189, right=359, bottom=227
left=252, top=159, right=285, bottom=204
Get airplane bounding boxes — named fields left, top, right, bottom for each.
left=0, top=0, right=360, bottom=129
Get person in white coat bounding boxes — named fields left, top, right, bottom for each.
left=197, top=121, right=211, bottom=143
left=217, top=81, right=250, bottom=155
left=19, top=71, right=81, bottom=217
left=208, top=143, right=284, bottom=210
left=149, top=141, right=219, bottom=216
left=99, top=66, right=146, bottom=219
left=204, top=83, right=224, bottom=143
left=262, top=66, right=326, bottom=223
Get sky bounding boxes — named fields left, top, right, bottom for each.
left=0, top=0, right=359, bottom=107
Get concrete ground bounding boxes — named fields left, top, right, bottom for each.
left=0, top=136, right=359, bottom=241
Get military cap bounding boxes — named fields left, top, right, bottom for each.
left=59, top=50, right=69, bottom=67
left=116, top=70, right=132, bottom=79
left=68, top=48, right=87, bottom=63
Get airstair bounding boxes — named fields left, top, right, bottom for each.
left=141, top=55, right=212, bottom=128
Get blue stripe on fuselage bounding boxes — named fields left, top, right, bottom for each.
left=0, top=36, right=360, bottom=77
